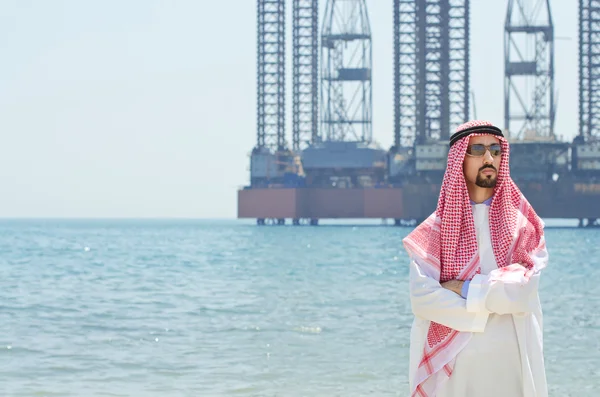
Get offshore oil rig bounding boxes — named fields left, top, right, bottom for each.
left=238, top=0, right=600, bottom=227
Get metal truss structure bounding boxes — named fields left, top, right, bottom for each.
left=292, top=0, right=319, bottom=150
left=257, top=0, right=287, bottom=152
left=579, top=0, right=600, bottom=141
left=321, top=0, right=372, bottom=143
left=504, top=0, right=555, bottom=140
left=394, top=0, right=470, bottom=147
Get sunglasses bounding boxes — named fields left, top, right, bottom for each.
left=466, top=143, right=502, bottom=157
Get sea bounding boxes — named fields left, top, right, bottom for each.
left=0, top=219, right=599, bottom=397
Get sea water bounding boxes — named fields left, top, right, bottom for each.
left=1, top=219, right=598, bottom=396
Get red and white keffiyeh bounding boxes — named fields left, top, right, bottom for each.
left=402, top=120, right=546, bottom=397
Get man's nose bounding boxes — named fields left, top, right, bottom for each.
left=483, top=149, right=494, bottom=164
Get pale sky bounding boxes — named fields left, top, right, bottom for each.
left=0, top=0, right=579, bottom=218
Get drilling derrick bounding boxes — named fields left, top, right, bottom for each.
left=576, top=0, right=600, bottom=177
left=504, top=0, right=555, bottom=140
left=394, top=0, right=417, bottom=149
left=504, top=0, right=568, bottom=182
left=292, top=0, right=319, bottom=151
left=256, top=0, right=286, bottom=152
left=320, top=0, right=372, bottom=143
left=391, top=0, right=470, bottom=181
left=301, top=0, right=385, bottom=193
left=252, top=0, right=294, bottom=189
left=417, top=0, right=470, bottom=144
left=445, top=0, right=470, bottom=139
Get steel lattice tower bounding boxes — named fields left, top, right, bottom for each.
left=394, top=0, right=470, bottom=147
left=446, top=0, right=470, bottom=139
left=292, top=0, right=319, bottom=151
left=504, top=0, right=555, bottom=140
left=257, top=0, right=287, bottom=152
left=579, top=0, right=600, bottom=141
left=321, top=0, right=372, bottom=143
left=394, top=0, right=417, bottom=148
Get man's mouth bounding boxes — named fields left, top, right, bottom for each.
left=480, top=167, right=496, bottom=175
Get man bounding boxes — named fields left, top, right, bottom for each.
left=403, top=120, right=548, bottom=397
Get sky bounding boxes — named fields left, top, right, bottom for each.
left=0, top=0, right=579, bottom=218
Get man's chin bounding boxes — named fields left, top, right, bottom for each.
left=475, top=175, right=497, bottom=188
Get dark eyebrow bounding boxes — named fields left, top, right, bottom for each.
left=471, top=141, right=500, bottom=145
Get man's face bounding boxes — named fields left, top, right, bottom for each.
left=463, top=135, right=502, bottom=189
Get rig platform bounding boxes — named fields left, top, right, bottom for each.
left=237, top=178, right=600, bottom=227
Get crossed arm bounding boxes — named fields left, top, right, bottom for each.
left=409, top=241, right=548, bottom=333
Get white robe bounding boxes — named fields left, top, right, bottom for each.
left=408, top=203, right=548, bottom=397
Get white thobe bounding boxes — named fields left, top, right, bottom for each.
left=408, top=203, right=548, bottom=397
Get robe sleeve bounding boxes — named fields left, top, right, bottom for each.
left=466, top=237, right=548, bottom=315
left=409, top=256, right=489, bottom=333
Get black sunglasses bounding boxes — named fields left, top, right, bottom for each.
left=466, top=143, right=502, bottom=157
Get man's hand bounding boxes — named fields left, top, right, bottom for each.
left=441, top=279, right=465, bottom=296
